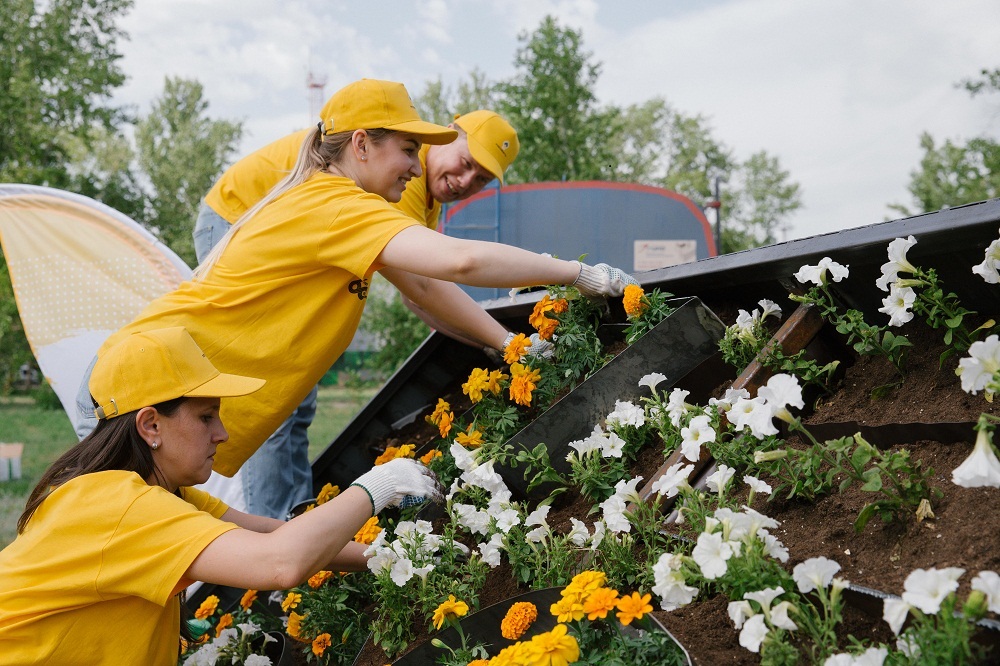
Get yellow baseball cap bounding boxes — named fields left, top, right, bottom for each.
left=90, top=327, right=265, bottom=419
left=454, top=110, right=520, bottom=184
left=319, top=79, right=457, bottom=145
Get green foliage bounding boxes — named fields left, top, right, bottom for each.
left=135, top=77, right=243, bottom=267
left=413, top=69, right=499, bottom=125
left=549, top=291, right=611, bottom=385
left=288, top=574, right=372, bottom=665
left=358, top=275, right=431, bottom=379
left=623, top=288, right=675, bottom=345
left=726, top=151, right=803, bottom=251
left=0, top=262, right=34, bottom=393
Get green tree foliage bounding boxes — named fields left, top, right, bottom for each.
left=135, top=77, right=243, bottom=267
left=891, top=67, right=1000, bottom=216
left=498, top=16, right=620, bottom=183
left=0, top=0, right=132, bottom=186
left=66, top=124, right=149, bottom=223
left=726, top=151, right=803, bottom=252
left=414, top=69, right=499, bottom=126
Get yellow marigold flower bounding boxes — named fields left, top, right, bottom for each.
left=490, top=643, right=528, bottom=666
left=303, top=503, right=316, bottom=513
left=312, top=633, right=332, bottom=656
left=463, top=367, right=490, bottom=403
left=508, top=363, right=541, bottom=407
left=308, top=570, right=333, bottom=588
left=439, top=410, right=455, bottom=438
left=568, top=570, right=607, bottom=595
left=486, top=369, right=508, bottom=395
left=549, top=596, right=585, bottom=623
left=455, top=426, right=483, bottom=448
left=432, top=594, right=470, bottom=630
left=525, top=624, right=579, bottom=666
left=615, top=591, right=653, bottom=626
left=214, top=612, right=233, bottom=638
left=194, top=595, right=219, bottom=620
left=623, top=284, right=647, bottom=318
left=503, top=333, right=530, bottom=364
left=374, top=444, right=416, bottom=465
left=467, top=660, right=490, bottom=666
left=316, top=483, right=340, bottom=505
left=582, top=587, right=619, bottom=621
left=286, top=611, right=309, bottom=642
left=501, top=601, right=538, bottom=640
left=239, top=589, right=257, bottom=612
left=354, top=516, right=382, bottom=545
left=281, top=592, right=302, bottom=613
left=427, top=398, right=451, bottom=424
left=420, top=448, right=443, bottom=464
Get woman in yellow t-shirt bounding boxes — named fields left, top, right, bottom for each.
left=0, top=326, right=437, bottom=665
left=82, top=79, right=637, bottom=494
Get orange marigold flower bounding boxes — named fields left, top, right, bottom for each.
left=552, top=298, right=569, bottom=314
left=354, top=516, right=382, bottom=545
left=194, top=595, right=219, bottom=620
left=239, top=589, right=258, bottom=612
left=455, top=426, right=483, bottom=448
left=462, top=367, right=490, bottom=403
left=529, top=295, right=556, bottom=329
left=486, top=369, right=508, bottom=395
left=549, top=595, right=585, bottom=623
left=535, top=317, right=558, bottom=341
left=374, top=444, right=416, bottom=465
left=503, top=333, right=530, bottom=364
left=316, top=483, right=340, bottom=505
left=432, top=595, right=470, bottom=630
left=438, top=411, right=454, bottom=438
left=312, top=633, right=332, bottom=656
left=501, top=601, right=538, bottom=640
left=214, top=612, right=233, bottom=637
left=525, top=623, right=580, bottom=666
left=508, top=363, right=541, bottom=407
left=281, top=592, right=302, bottom=613
left=286, top=611, right=309, bottom=642
left=420, top=448, right=443, bottom=464
left=582, top=587, right=620, bottom=621
left=623, top=284, right=647, bottom=318
left=467, top=660, right=490, bottom=666
left=615, top=591, right=653, bottom=626
left=426, top=398, right=451, bottom=425
left=308, top=570, right=334, bottom=588
left=568, top=570, right=607, bottom=595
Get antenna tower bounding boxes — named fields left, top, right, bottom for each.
left=307, top=69, right=328, bottom=121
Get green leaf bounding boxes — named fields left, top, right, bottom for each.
left=855, top=503, right=879, bottom=532
left=860, top=469, right=883, bottom=492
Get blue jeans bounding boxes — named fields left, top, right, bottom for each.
left=193, top=200, right=318, bottom=519
left=74, top=355, right=100, bottom=441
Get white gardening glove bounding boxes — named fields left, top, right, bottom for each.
left=573, top=262, right=639, bottom=298
left=500, top=331, right=555, bottom=361
left=350, top=458, right=441, bottom=514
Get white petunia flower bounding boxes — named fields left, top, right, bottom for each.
left=957, top=335, right=1000, bottom=395
left=761, top=532, right=789, bottom=562
left=972, top=571, right=1000, bottom=614
left=739, top=614, right=769, bottom=653
left=901, top=567, right=965, bottom=615
left=728, top=396, right=779, bottom=439
left=600, top=495, right=631, bottom=533
left=525, top=505, right=551, bottom=527
left=590, top=520, right=606, bottom=550
left=601, top=431, right=626, bottom=458
left=876, top=235, right=918, bottom=291
left=728, top=600, right=755, bottom=629
left=245, top=656, right=272, bottom=666
left=492, top=506, right=521, bottom=533
left=650, top=462, right=693, bottom=498
left=795, top=257, right=849, bottom=286
left=478, top=533, right=504, bottom=567
left=639, top=372, right=668, bottom=391
left=744, top=586, right=785, bottom=610
left=952, top=426, right=1000, bottom=489
left=823, top=647, right=888, bottom=666
left=735, top=309, right=757, bottom=335
left=652, top=575, right=699, bottom=610
left=758, top=299, right=782, bottom=320
left=613, top=475, right=644, bottom=503
left=567, top=518, right=590, bottom=546
left=793, top=557, right=842, bottom=594
left=692, top=531, right=734, bottom=579
left=706, top=464, right=736, bottom=495
left=973, top=238, right=1000, bottom=283
left=758, top=373, right=804, bottom=412
left=882, top=597, right=911, bottom=635
left=743, top=475, right=773, bottom=495
left=450, top=441, right=477, bottom=472
left=680, top=414, right=715, bottom=462
left=666, top=388, right=691, bottom=427
left=525, top=526, right=548, bottom=543
left=390, top=557, right=415, bottom=586
left=878, top=284, right=916, bottom=326
left=709, top=387, right=751, bottom=413
left=769, top=601, right=798, bottom=631
left=606, top=400, right=645, bottom=428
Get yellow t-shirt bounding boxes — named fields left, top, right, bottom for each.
left=204, top=131, right=441, bottom=229
left=100, top=173, right=419, bottom=475
left=0, top=470, right=235, bottom=665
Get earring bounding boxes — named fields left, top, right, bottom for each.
left=360, top=155, right=367, bottom=161
left=151, top=441, right=160, bottom=450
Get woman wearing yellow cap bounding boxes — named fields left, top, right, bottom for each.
left=82, top=79, right=636, bottom=507
left=0, top=326, right=437, bottom=664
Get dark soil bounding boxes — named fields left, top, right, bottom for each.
left=353, top=315, right=1000, bottom=666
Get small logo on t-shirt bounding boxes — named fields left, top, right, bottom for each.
left=348, top=279, right=369, bottom=300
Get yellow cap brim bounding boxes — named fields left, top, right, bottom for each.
left=185, top=372, right=266, bottom=399
left=386, top=120, right=458, bottom=145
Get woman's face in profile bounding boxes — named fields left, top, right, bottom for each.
left=362, top=132, right=423, bottom=203
left=151, top=397, right=227, bottom=490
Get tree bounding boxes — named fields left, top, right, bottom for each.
left=67, top=124, right=149, bottom=224
left=0, top=0, right=132, bottom=186
left=135, top=77, right=243, bottom=266
left=725, top=151, right=803, bottom=252
left=414, top=69, right=499, bottom=126
left=357, top=276, right=430, bottom=379
left=497, top=16, right=620, bottom=183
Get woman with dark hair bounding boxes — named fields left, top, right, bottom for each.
left=0, top=326, right=437, bottom=664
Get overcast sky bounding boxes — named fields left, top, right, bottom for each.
left=112, top=0, right=1000, bottom=242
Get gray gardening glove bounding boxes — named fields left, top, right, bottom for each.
left=573, top=262, right=639, bottom=298
left=350, top=458, right=441, bottom=514
left=500, top=331, right=555, bottom=361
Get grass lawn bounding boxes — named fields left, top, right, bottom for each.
left=0, top=384, right=377, bottom=549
